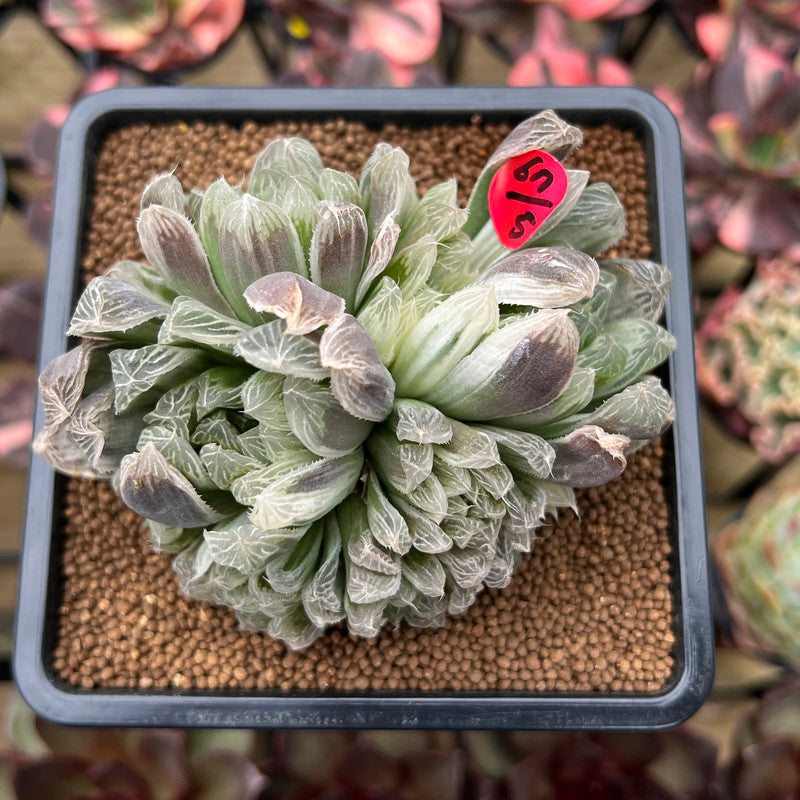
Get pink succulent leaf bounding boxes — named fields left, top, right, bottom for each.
left=509, top=5, right=632, bottom=86
left=351, top=0, right=442, bottom=67
left=695, top=10, right=735, bottom=60
left=122, top=0, right=245, bottom=72
left=717, top=182, right=800, bottom=256
left=555, top=0, right=653, bottom=21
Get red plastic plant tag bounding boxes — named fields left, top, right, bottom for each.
left=488, top=149, right=569, bottom=250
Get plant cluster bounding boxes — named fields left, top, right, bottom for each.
left=34, top=111, right=675, bottom=647
left=715, top=479, right=800, bottom=670
left=695, top=257, right=800, bottom=463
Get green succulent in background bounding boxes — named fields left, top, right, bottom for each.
left=715, top=482, right=800, bottom=671
left=34, top=110, right=676, bottom=648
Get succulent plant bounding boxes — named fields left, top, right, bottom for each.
left=463, top=730, right=718, bottom=800
left=719, top=677, right=800, bottom=800
left=657, top=40, right=800, bottom=258
left=0, top=692, right=266, bottom=800
left=696, top=257, right=800, bottom=463
left=714, top=481, right=800, bottom=670
left=40, top=0, right=245, bottom=74
left=34, top=110, right=675, bottom=648
left=508, top=5, right=632, bottom=88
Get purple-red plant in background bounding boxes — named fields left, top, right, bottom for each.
left=509, top=5, right=632, bottom=87
left=40, top=0, right=245, bottom=74
left=658, top=4, right=800, bottom=258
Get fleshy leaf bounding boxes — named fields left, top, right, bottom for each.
left=250, top=450, right=364, bottom=529
left=67, top=384, right=145, bottom=476
left=197, top=178, right=245, bottom=306
left=200, top=444, right=262, bottom=490
left=473, top=425, right=555, bottom=478
left=366, top=427, right=433, bottom=494
left=158, top=296, right=251, bottom=356
left=475, top=246, right=599, bottom=307
left=401, top=549, right=447, bottom=597
left=234, top=319, right=329, bottom=380
left=537, top=182, right=626, bottom=255
left=283, top=375, right=373, bottom=457
left=137, top=205, right=234, bottom=316
left=317, top=168, right=360, bottom=204
left=319, top=313, right=395, bottom=422
left=204, top=514, right=280, bottom=573
left=576, top=332, right=627, bottom=389
left=384, top=235, right=439, bottom=297
left=302, top=513, right=346, bottom=628
left=139, top=424, right=217, bottom=491
left=106, top=259, right=176, bottom=304
left=119, top=443, right=229, bottom=527
left=309, top=201, right=368, bottom=312
left=355, top=276, right=404, bottom=364
left=600, top=257, right=672, bottom=322
left=355, top=216, right=402, bottom=308
left=464, top=110, right=584, bottom=237
left=424, top=310, right=579, bottom=419
left=36, top=341, right=112, bottom=432
left=265, top=520, right=325, bottom=594
left=217, top=194, right=308, bottom=321
left=109, top=344, right=209, bottom=412
left=249, top=137, right=324, bottom=186
left=488, top=366, right=595, bottom=432
left=244, top=271, right=345, bottom=335
left=433, top=420, right=502, bottom=469
left=391, top=285, right=499, bottom=397
left=548, top=425, right=630, bottom=488
left=365, top=471, right=412, bottom=555
left=360, top=143, right=417, bottom=236
left=593, top=318, right=676, bottom=399
left=194, top=366, right=249, bottom=419
left=140, top=171, right=185, bottom=213
left=389, top=398, right=453, bottom=444
left=69, top=275, right=170, bottom=341
left=584, top=376, right=674, bottom=440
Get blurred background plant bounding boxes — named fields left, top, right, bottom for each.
left=1, top=0, right=799, bottom=788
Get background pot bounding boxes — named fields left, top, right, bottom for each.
left=15, top=86, right=713, bottom=729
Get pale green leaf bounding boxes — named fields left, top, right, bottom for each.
left=69, top=275, right=170, bottom=341
left=319, top=313, right=395, bottom=422
left=234, top=319, right=329, bottom=380
left=388, top=398, right=452, bottom=445
left=475, top=246, right=599, bottom=307
left=600, top=258, right=672, bottom=322
left=424, top=310, right=579, bottom=420
left=157, top=295, right=251, bottom=356
left=391, top=285, right=498, bottom=398
left=140, top=171, right=185, bottom=213
left=250, top=451, right=364, bottom=529
left=401, top=549, right=446, bottom=598
left=110, top=344, right=209, bottom=412
left=355, top=276, right=403, bottom=364
left=472, top=424, right=555, bottom=478
left=433, top=419, right=501, bottom=469
left=365, top=471, right=412, bottom=555
left=366, top=427, right=433, bottom=494
left=283, top=375, right=373, bottom=458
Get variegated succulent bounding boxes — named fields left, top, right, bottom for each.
left=34, top=111, right=676, bottom=648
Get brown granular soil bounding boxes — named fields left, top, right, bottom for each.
left=54, top=117, right=672, bottom=693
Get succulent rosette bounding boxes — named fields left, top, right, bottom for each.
left=34, top=111, right=675, bottom=648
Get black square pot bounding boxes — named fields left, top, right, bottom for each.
left=15, top=87, right=713, bottom=729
